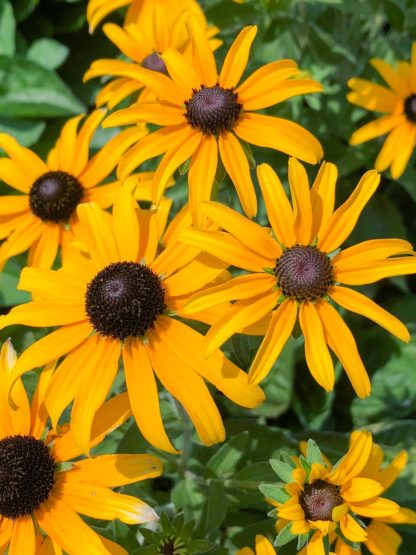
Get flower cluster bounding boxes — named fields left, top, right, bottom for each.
left=0, top=0, right=415, bottom=553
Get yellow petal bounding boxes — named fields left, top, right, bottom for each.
left=342, top=478, right=383, bottom=502
left=161, top=48, right=199, bottom=97
left=27, top=223, right=60, bottom=269
left=349, top=114, right=404, bottom=145
left=366, top=521, right=402, bottom=555
left=188, top=134, right=218, bottom=226
left=201, top=201, right=280, bottom=259
left=329, top=286, right=410, bottom=342
left=122, top=338, right=178, bottom=453
left=376, top=450, right=408, bottom=492
left=76, top=202, right=119, bottom=266
left=204, top=290, right=279, bottom=356
left=327, top=430, right=372, bottom=484
left=288, top=157, right=313, bottom=244
left=219, top=26, right=257, bottom=88
left=59, top=480, right=158, bottom=524
left=254, top=534, right=277, bottom=555
left=348, top=497, right=399, bottom=518
left=9, top=517, right=35, bottom=555
left=389, top=121, right=416, bottom=179
left=339, top=513, right=367, bottom=543
left=234, top=112, right=323, bottom=164
left=218, top=132, right=257, bottom=218
left=249, top=299, right=297, bottom=384
left=112, top=184, right=140, bottom=261
left=256, top=163, right=296, bottom=247
left=310, top=161, right=337, bottom=240
left=0, top=300, right=86, bottom=327
left=187, top=16, right=217, bottom=86
left=318, top=170, right=380, bottom=253
left=333, top=238, right=413, bottom=269
left=370, top=58, right=410, bottom=97
left=299, top=302, right=334, bottom=392
left=347, top=77, right=400, bottom=112
left=0, top=133, right=48, bottom=179
left=335, top=257, right=416, bottom=285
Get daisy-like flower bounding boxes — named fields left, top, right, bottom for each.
left=102, top=18, right=323, bottom=224
left=181, top=158, right=416, bottom=398
left=0, top=187, right=264, bottom=455
left=0, top=339, right=163, bottom=555
left=348, top=42, right=416, bottom=178
left=332, top=438, right=416, bottom=555
left=85, top=0, right=220, bottom=109
left=237, top=534, right=279, bottom=555
left=0, top=111, right=147, bottom=269
left=264, top=433, right=399, bottom=555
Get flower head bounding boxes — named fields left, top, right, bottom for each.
left=102, top=19, right=323, bottom=224
left=0, top=186, right=264, bottom=455
left=263, top=433, right=399, bottom=555
left=181, top=158, right=416, bottom=398
left=348, top=42, right=416, bottom=178
left=0, top=339, right=162, bottom=555
left=332, top=439, right=416, bottom=555
left=0, top=111, right=147, bottom=269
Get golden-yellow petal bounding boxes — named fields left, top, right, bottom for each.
left=219, top=26, right=257, bottom=88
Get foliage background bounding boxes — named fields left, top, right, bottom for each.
left=0, top=0, right=415, bottom=552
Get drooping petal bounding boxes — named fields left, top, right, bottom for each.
left=333, top=238, right=413, bottom=269
left=27, top=223, right=60, bottom=269
left=161, top=48, right=199, bottom=98
left=365, top=521, right=402, bottom=555
left=122, top=338, right=178, bottom=453
left=339, top=513, right=367, bottom=543
left=218, top=132, right=257, bottom=218
left=0, top=300, right=86, bottom=327
left=389, top=121, right=416, bottom=179
left=316, top=302, right=371, bottom=398
left=299, top=302, right=334, bottom=392
left=249, top=299, right=297, bottom=384
left=76, top=202, right=119, bottom=266
left=329, top=286, right=410, bottom=342
left=0, top=134, right=49, bottom=180
left=9, top=517, right=35, bottom=555
left=234, top=112, right=323, bottom=164
left=349, top=113, right=405, bottom=145
left=327, top=430, right=372, bottom=484
left=347, top=78, right=401, bottom=113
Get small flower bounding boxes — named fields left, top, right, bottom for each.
left=348, top=42, right=416, bottom=178
left=0, top=339, right=162, bottom=555
left=181, top=158, right=416, bottom=397
left=0, top=111, right=146, bottom=269
left=262, top=433, right=399, bottom=555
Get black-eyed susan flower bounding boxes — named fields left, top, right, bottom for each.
left=181, top=158, right=416, bottom=398
left=348, top=43, right=416, bottom=178
left=332, top=438, right=416, bottom=555
left=0, top=338, right=162, bottom=555
left=0, top=187, right=264, bottom=455
left=85, top=0, right=220, bottom=109
left=0, top=111, right=147, bottom=269
left=262, top=433, right=399, bottom=555
left=102, top=18, right=323, bottom=224
left=237, top=535, right=279, bottom=555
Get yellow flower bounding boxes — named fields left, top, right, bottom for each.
left=0, top=339, right=162, bottom=555
left=332, top=438, right=416, bottom=555
left=85, top=0, right=220, bottom=109
left=103, top=18, right=323, bottom=224
left=348, top=42, right=416, bottom=178
left=181, top=158, right=416, bottom=398
left=237, top=534, right=278, bottom=555
left=0, top=111, right=146, bottom=269
left=0, top=187, right=264, bottom=455
left=268, top=433, right=398, bottom=555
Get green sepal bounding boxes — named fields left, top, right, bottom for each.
left=274, top=522, right=296, bottom=547
left=306, top=439, right=324, bottom=465
left=299, top=455, right=312, bottom=482
left=281, top=452, right=297, bottom=468
left=267, top=507, right=279, bottom=518
left=263, top=267, right=275, bottom=275
left=179, top=158, right=191, bottom=175
left=323, top=534, right=331, bottom=555
left=269, top=459, right=294, bottom=483
left=297, top=532, right=311, bottom=550
left=55, top=461, right=74, bottom=473
left=258, top=483, right=290, bottom=503
left=328, top=247, right=341, bottom=259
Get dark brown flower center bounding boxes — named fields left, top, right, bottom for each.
left=299, top=479, right=343, bottom=521
left=29, top=171, right=84, bottom=223
left=185, top=85, right=242, bottom=135
left=404, top=94, right=416, bottom=123
left=142, top=52, right=168, bottom=74
left=275, top=245, right=334, bottom=301
left=0, top=435, right=56, bottom=519
left=85, top=261, right=166, bottom=341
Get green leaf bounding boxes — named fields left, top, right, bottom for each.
left=0, top=0, right=14, bottom=56
left=306, top=439, right=324, bottom=465
left=0, top=269, right=31, bottom=306
left=189, top=539, right=216, bottom=554
left=299, top=456, right=312, bottom=481
left=27, top=38, right=69, bottom=70
left=0, top=55, right=85, bottom=117
left=206, top=431, right=249, bottom=478
left=231, top=334, right=251, bottom=368
left=195, top=480, right=227, bottom=536
left=0, top=117, right=45, bottom=146
left=297, top=533, right=311, bottom=550
left=274, top=522, right=296, bottom=547
left=258, top=484, right=290, bottom=503
left=269, top=459, right=294, bottom=483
